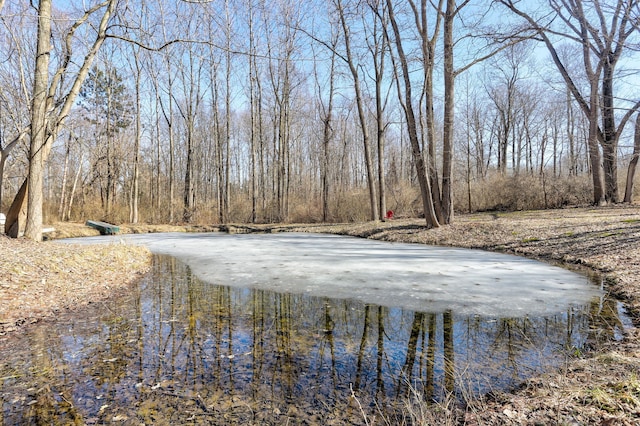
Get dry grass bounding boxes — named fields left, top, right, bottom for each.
left=0, top=236, right=151, bottom=334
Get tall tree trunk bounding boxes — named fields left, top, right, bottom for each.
left=248, top=1, right=258, bottom=223
left=161, top=56, right=176, bottom=223
left=624, top=114, right=640, bottom=203
left=601, top=62, right=618, bottom=203
left=222, top=0, right=232, bottom=223
left=276, top=91, right=289, bottom=221
left=376, top=103, right=386, bottom=220
left=13, top=0, right=115, bottom=240
left=213, top=72, right=224, bottom=223
left=441, top=0, right=455, bottom=224
left=5, top=179, right=27, bottom=237
left=415, top=0, right=444, bottom=223
left=257, top=75, right=266, bottom=217
left=24, top=0, right=52, bottom=242
left=58, top=137, right=70, bottom=220
left=179, top=46, right=203, bottom=223
left=320, top=46, right=337, bottom=223
left=183, top=120, right=195, bottom=222
left=223, top=52, right=231, bottom=224
left=0, top=132, right=25, bottom=213
left=567, top=88, right=577, bottom=176
left=154, top=90, right=161, bottom=216
left=106, top=85, right=113, bottom=216
left=588, top=86, right=605, bottom=204
left=130, top=54, right=141, bottom=224
left=337, top=0, right=379, bottom=221
left=66, top=154, right=83, bottom=221
left=425, top=67, right=444, bottom=223
left=386, top=0, right=439, bottom=228
left=372, top=13, right=388, bottom=220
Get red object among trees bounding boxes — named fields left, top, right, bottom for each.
left=385, top=210, right=394, bottom=220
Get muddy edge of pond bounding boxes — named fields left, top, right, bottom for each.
left=3, top=205, right=640, bottom=424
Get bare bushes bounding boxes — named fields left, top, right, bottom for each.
left=385, top=181, right=422, bottom=218
left=188, top=189, right=373, bottom=224
left=335, top=190, right=379, bottom=222
left=221, top=175, right=596, bottom=224
left=293, top=189, right=372, bottom=223
left=456, top=173, right=593, bottom=212
left=288, top=196, right=323, bottom=223
left=34, top=172, right=604, bottom=227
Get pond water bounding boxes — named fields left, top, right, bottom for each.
left=0, top=233, right=625, bottom=424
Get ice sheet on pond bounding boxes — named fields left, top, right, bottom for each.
left=62, top=232, right=601, bottom=316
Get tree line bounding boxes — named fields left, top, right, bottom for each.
left=1, top=0, right=639, bottom=241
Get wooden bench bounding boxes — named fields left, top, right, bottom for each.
left=85, top=220, right=120, bottom=235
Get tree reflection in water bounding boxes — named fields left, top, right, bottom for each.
left=0, top=255, right=622, bottom=424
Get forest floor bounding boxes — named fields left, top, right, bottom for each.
left=2, top=205, right=640, bottom=424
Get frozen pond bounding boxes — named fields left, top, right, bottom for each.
left=64, top=232, right=601, bottom=316
left=0, top=232, right=623, bottom=424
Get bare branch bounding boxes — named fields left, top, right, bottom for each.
left=1, top=128, right=27, bottom=154
left=293, top=26, right=350, bottom=65
left=615, top=99, right=640, bottom=141
left=454, top=36, right=529, bottom=76
left=50, top=0, right=118, bottom=141
left=48, top=1, right=111, bottom=112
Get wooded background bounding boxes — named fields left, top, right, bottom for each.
left=1, top=0, right=639, bottom=240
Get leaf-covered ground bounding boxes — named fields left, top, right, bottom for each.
left=1, top=205, right=639, bottom=424
left=0, top=237, right=151, bottom=335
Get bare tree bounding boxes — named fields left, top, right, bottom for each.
left=485, top=45, right=526, bottom=175
left=313, top=30, right=338, bottom=222
left=498, top=0, right=640, bottom=204
left=263, top=0, right=305, bottom=222
left=624, top=113, right=640, bottom=203
left=364, top=0, right=391, bottom=220
left=165, top=4, right=208, bottom=223
left=222, top=0, right=233, bottom=223
left=335, top=0, right=379, bottom=221
left=129, top=48, right=142, bottom=224
left=384, top=0, right=440, bottom=227
left=6, top=0, right=118, bottom=240
left=177, top=45, right=205, bottom=223
left=0, top=3, right=30, bottom=212
left=246, top=0, right=261, bottom=223
left=0, top=131, right=25, bottom=211
left=440, top=0, right=459, bottom=224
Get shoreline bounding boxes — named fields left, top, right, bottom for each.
left=2, top=205, right=639, bottom=423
